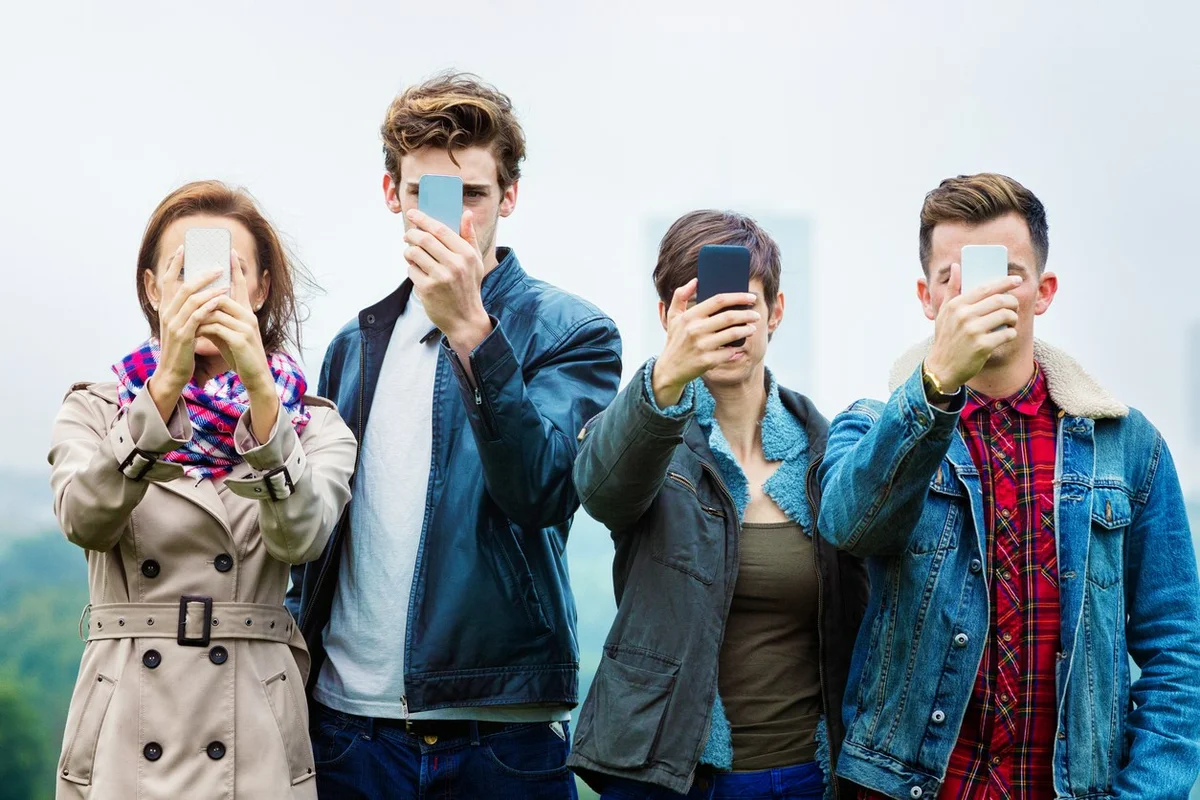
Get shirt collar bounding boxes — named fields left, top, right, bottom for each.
left=963, top=362, right=1049, bottom=419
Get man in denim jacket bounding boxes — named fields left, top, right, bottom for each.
left=818, top=173, right=1200, bottom=799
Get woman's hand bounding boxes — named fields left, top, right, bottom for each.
left=147, top=245, right=227, bottom=423
left=197, top=249, right=279, bottom=443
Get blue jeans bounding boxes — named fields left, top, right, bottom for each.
left=600, top=762, right=824, bottom=799
left=310, top=702, right=578, bottom=799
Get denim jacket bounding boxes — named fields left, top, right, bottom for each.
left=818, top=339, right=1200, bottom=799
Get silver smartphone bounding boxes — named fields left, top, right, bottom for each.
left=183, top=228, right=232, bottom=292
left=960, top=244, right=1009, bottom=294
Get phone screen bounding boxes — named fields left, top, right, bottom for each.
left=183, top=228, right=232, bottom=292
left=696, top=244, right=752, bottom=347
left=960, top=244, right=1009, bottom=294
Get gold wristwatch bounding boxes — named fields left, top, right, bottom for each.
left=921, top=361, right=959, bottom=404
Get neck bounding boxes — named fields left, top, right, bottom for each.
left=966, top=339, right=1036, bottom=399
left=193, top=353, right=231, bottom=386
left=706, top=365, right=768, bottom=461
left=482, top=242, right=501, bottom=274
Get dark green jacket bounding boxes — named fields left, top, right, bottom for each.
left=566, top=363, right=868, bottom=796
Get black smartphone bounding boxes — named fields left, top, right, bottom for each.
left=696, top=244, right=752, bottom=347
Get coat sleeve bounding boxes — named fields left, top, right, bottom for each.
left=226, top=403, right=357, bottom=565
left=49, top=386, right=191, bottom=552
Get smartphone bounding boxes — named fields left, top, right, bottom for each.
left=696, top=244, right=752, bottom=348
left=960, top=244, right=1009, bottom=294
left=183, top=228, right=232, bottom=293
left=418, top=174, right=464, bottom=232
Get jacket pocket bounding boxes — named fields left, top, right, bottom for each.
left=1087, top=487, right=1130, bottom=589
left=494, top=521, right=554, bottom=636
left=648, top=473, right=724, bottom=584
left=263, top=668, right=317, bottom=785
left=58, top=671, right=118, bottom=785
left=579, top=649, right=679, bottom=769
left=908, top=467, right=964, bottom=554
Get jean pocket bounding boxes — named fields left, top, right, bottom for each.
left=483, top=723, right=572, bottom=779
left=311, top=714, right=363, bottom=767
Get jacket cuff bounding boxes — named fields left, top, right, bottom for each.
left=900, top=364, right=963, bottom=440
left=226, top=407, right=306, bottom=501
left=110, top=389, right=190, bottom=482
left=443, top=315, right=513, bottom=386
left=642, top=357, right=696, bottom=418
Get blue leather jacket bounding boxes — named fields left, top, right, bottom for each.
left=818, top=340, right=1200, bottom=799
left=287, top=249, right=622, bottom=712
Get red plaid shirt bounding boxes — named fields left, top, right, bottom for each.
left=862, top=365, right=1060, bottom=800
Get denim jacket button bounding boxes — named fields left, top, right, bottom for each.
left=954, top=633, right=969, bottom=647
left=931, top=709, right=946, bottom=723
left=910, top=787, right=924, bottom=798
left=969, top=559, right=982, bottom=574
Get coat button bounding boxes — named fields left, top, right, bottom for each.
left=969, top=559, right=982, bottom=574
left=207, top=741, right=226, bottom=760
left=931, top=709, right=946, bottom=723
left=143, top=650, right=162, bottom=669
left=954, top=633, right=969, bottom=648
left=141, top=560, right=161, bottom=578
left=209, top=646, right=229, bottom=665
left=910, top=787, right=924, bottom=798
left=214, top=554, right=233, bottom=573
left=144, top=742, right=163, bottom=761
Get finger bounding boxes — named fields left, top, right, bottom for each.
left=692, top=308, right=762, bottom=335
left=968, top=291, right=1020, bottom=316
left=962, top=274, right=1022, bottom=305
left=406, top=208, right=463, bottom=251
left=692, top=291, right=759, bottom=318
left=174, top=286, right=228, bottom=329
left=211, top=295, right=258, bottom=326
left=980, top=325, right=1019, bottom=350
left=230, top=249, right=249, bottom=305
left=948, top=263, right=962, bottom=299
left=158, top=246, right=187, bottom=316
left=403, top=228, right=456, bottom=265
left=205, top=306, right=256, bottom=335
left=181, top=295, right=225, bottom=338
left=972, top=308, right=1020, bottom=333
left=404, top=245, right=443, bottom=277
left=699, top=323, right=758, bottom=350
left=667, top=280, right=698, bottom=323
left=407, top=263, right=434, bottom=292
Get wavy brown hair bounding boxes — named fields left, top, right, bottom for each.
left=135, top=181, right=312, bottom=354
left=380, top=72, right=526, bottom=188
left=919, top=173, right=1049, bottom=275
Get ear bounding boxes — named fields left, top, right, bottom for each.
left=143, top=267, right=161, bottom=309
left=499, top=179, right=519, bottom=218
left=256, top=269, right=272, bottom=311
left=383, top=172, right=403, bottom=214
left=767, top=291, right=785, bottom=334
left=1034, top=271, right=1058, bottom=316
left=917, top=275, right=936, bottom=321
left=658, top=300, right=669, bottom=332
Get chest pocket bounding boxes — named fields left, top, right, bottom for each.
left=647, top=471, right=727, bottom=585
left=909, top=464, right=966, bottom=554
left=1087, top=487, right=1131, bottom=590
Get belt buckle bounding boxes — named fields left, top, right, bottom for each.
left=263, top=464, right=295, bottom=501
left=177, top=595, right=213, bottom=647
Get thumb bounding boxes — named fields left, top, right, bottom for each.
left=948, top=263, right=962, bottom=299
left=669, top=279, right=698, bottom=322
left=461, top=210, right=479, bottom=253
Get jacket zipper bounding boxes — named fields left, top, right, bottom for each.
left=668, top=471, right=726, bottom=517
left=807, top=456, right=841, bottom=800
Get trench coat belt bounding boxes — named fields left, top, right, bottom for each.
left=83, top=600, right=297, bottom=645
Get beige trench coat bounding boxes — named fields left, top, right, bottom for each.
left=49, top=381, right=356, bottom=799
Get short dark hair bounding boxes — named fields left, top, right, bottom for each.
left=381, top=72, right=526, bottom=189
left=919, top=173, right=1049, bottom=274
left=653, top=210, right=781, bottom=309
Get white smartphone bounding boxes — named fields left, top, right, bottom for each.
left=183, top=228, right=232, bottom=292
left=960, top=244, right=1009, bottom=294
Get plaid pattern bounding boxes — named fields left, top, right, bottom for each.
left=112, top=337, right=311, bottom=479
left=861, top=365, right=1060, bottom=800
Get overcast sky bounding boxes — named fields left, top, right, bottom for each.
left=3, top=1, right=1199, bottom=492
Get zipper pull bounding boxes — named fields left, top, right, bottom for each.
left=474, top=388, right=483, bottom=406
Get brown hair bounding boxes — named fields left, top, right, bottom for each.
left=919, top=173, right=1049, bottom=274
left=653, top=211, right=782, bottom=309
left=135, top=180, right=312, bottom=354
left=380, top=72, right=526, bottom=188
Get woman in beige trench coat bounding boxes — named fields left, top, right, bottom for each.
left=48, top=181, right=356, bottom=799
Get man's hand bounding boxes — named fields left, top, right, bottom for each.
left=924, top=263, right=1022, bottom=394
